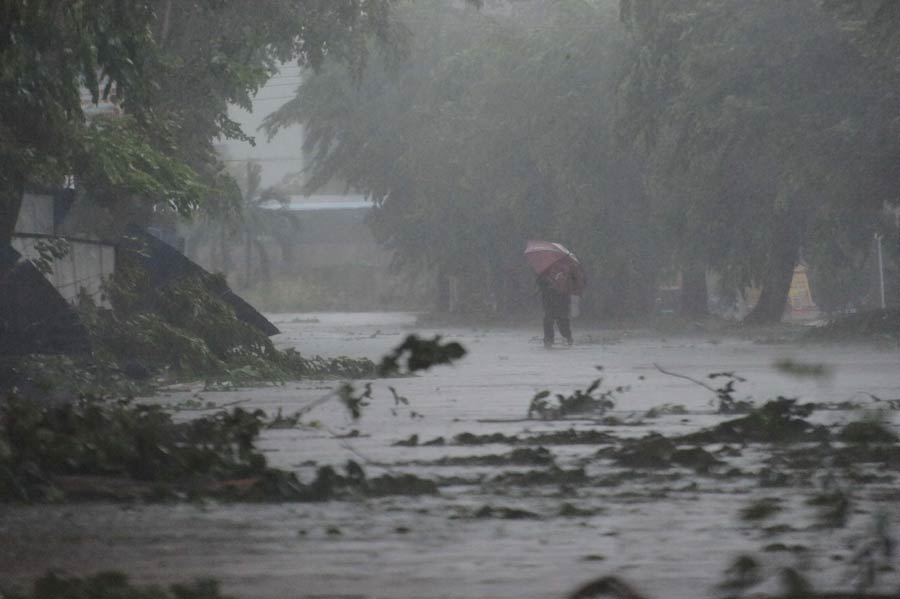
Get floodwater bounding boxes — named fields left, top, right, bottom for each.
left=2, top=313, right=899, bottom=599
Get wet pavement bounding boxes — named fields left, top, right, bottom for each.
left=2, top=313, right=899, bottom=599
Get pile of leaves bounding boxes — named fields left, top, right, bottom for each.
left=0, top=394, right=291, bottom=502
left=0, top=393, right=445, bottom=504
left=0, top=333, right=469, bottom=503
left=3, top=571, right=232, bottom=599
left=680, top=398, right=829, bottom=444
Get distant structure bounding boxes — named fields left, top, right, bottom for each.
left=1, top=192, right=110, bottom=354
left=2, top=192, right=278, bottom=355
left=276, top=194, right=387, bottom=271
left=186, top=193, right=427, bottom=312
left=12, top=192, right=116, bottom=306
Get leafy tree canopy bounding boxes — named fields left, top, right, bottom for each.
left=267, top=0, right=657, bottom=317
left=619, top=0, right=900, bottom=321
left=0, top=0, right=413, bottom=247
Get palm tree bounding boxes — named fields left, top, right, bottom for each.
left=186, top=160, right=300, bottom=290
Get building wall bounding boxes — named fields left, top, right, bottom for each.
left=13, top=194, right=116, bottom=307
left=12, top=237, right=115, bottom=306
left=14, top=193, right=54, bottom=235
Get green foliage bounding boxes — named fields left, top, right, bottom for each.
left=76, top=117, right=211, bottom=217
left=619, top=0, right=900, bottom=322
left=527, top=369, right=625, bottom=420
left=269, top=1, right=658, bottom=317
left=332, top=334, right=467, bottom=419
left=0, top=394, right=278, bottom=502
left=0, top=354, right=149, bottom=401
left=0, top=0, right=416, bottom=246
left=0, top=1, right=158, bottom=203
left=3, top=571, right=232, bottom=599
left=0, top=330, right=466, bottom=503
left=838, top=418, right=899, bottom=444
left=272, top=0, right=900, bottom=321
left=336, top=382, right=374, bottom=420
left=78, top=257, right=375, bottom=386
left=682, top=398, right=826, bottom=444
left=376, top=335, right=466, bottom=377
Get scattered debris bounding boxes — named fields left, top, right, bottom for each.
left=739, top=498, right=782, bottom=521
left=472, top=504, right=541, bottom=520
left=2, top=571, right=233, bottom=599
left=427, top=447, right=555, bottom=467
left=773, top=358, right=833, bottom=379
left=393, top=434, right=420, bottom=447
left=612, top=434, right=722, bottom=472
left=527, top=373, right=625, bottom=420
left=453, top=428, right=616, bottom=446
left=838, top=420, right=899, bottom=444
left=490, top=466, right=588, bottom=487
left=679, top=398, right=828, bottom=444
left=643, top=403, right=688, bottom=418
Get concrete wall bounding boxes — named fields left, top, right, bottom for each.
left=14, top=193, right=54, bottom=235
left=11, top=236, right=115, bottom=306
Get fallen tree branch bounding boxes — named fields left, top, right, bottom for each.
left=653, top=363, right=718, bottom=394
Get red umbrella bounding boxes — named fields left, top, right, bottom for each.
left=524, top=240, right=585, bottom=295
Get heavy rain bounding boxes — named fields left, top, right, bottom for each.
left=1, top=2, right=900, bottom=599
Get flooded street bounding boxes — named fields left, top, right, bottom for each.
left=2, top=313, right=899, bottom=599
left=6, top=2, right=900, bottom=598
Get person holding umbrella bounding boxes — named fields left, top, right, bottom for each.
left=524, top=241, right=585, bottom=349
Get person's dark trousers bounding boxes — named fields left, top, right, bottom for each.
left=544, top=317, right=572, bottom=346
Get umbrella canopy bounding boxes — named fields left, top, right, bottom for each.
left=524, top=240, right=585, bottom=295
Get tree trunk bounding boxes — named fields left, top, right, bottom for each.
left=680, top=265, right=708, bottom=317
left=744, top=215, right=803, bottom=325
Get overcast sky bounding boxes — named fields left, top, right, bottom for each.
left=220, top=65, right=305, bottom=189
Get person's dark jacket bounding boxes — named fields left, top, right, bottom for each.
left=538, top=277, right=569, bottom=319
